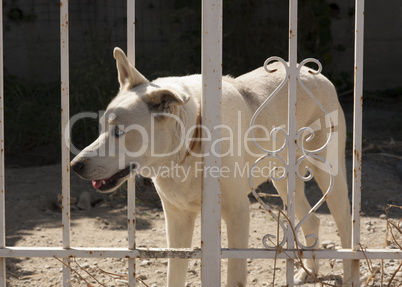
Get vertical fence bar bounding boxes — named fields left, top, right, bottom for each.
left=60, top=0, right=71, bottom=286
left=201, top=0, right=222, bottom=286
left=0, top=0, right=5, bottom=285
left=352, top=0, right=365, bottom=286
left=127, top=178, right=136, bottom=287
left=127, top=1, right=136, bottom=286
left=286, top=0, right=298, bottom=285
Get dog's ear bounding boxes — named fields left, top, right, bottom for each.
left=113, top=47, right=148, bottom=90
left=147, top=88, right=190, bottom=113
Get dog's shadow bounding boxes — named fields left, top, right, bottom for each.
left=250, top=179, right=331, bottom=214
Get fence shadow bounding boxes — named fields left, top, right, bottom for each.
left=252, top=155, right=401, bottom=219
left=4, top=166, right=156, bottom=247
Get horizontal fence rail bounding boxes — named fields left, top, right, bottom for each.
left=0, top=0, right=399, bottom=287
left=0, top=247, right=400, bottom=260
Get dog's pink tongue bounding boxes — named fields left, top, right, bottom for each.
left=92, top=180, right=102, bottom=189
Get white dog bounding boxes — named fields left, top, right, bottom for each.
left=71, top=47, right=352, bottom=286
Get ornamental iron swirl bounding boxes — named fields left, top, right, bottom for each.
left=249, top=57, right=335, bottom=250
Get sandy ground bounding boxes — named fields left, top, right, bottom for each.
left=3, top=152, right=401, bottom=287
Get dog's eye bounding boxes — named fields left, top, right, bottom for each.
left=114, top=127, right=125, bottom=137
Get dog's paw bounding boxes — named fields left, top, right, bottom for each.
left=294, top=278, right=305, bottom=285
left=294, top=266, right=318, bottom=285
left=294, top=268, right=309, bottom=285
left=294, top=258, right=319, bottom=285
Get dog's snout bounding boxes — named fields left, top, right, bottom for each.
left=71, top=160, right=85, bottom=173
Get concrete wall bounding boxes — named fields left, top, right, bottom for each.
left=364, top=0, right=402, bottom=90
left=315, top=0, right=402, bottom=91
left=2, top=0, right=401, bottom=91
left=4, top=0, right=127, bottom=83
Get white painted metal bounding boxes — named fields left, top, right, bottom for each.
left=352, top=0, right=365, bottom=286
left=0, top=0, right=5, bottom=285
left=0, top=246, right=399, bottom=260
left=60, top=0, right=71, bottom=286
left=247, top=0, right=360, bottom=285
left=286, top=0, right=298, bottom=284
left=0, top=1, right=398, bottom=286
left=201, top=0, right=222, bottom=285
left=127, top=179, right=136, bottom=286
left=248, top=57, right=289, bottom=252
left=221, top=248, right=402, bottom=260
left=127, top=1, right=136, bottom=286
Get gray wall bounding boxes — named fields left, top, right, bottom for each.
left=4, top=0, right=127, bottom=83
left=3, top=0, right=402, bottom=91
left=364, top=0, right=402, bottom=90
left=328, top=0, right=402, bottom=90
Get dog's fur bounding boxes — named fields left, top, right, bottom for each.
left=71, top=48, right=352, bottom=286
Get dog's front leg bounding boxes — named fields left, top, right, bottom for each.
left=162, top=200, right=197, bottom=287
left=222, top=195, right=250, bottom=287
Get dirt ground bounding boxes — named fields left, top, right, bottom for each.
left=3, top=97, right=402, bottom=286
left=3, top=152, right=401, bottom=287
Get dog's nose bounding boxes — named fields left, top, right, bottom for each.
left=71, top=161, right=84, bottom=173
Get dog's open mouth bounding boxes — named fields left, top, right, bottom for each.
left=92, top=166, right=132, bottom=191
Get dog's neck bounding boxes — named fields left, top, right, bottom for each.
left=180, top=110, right=202, bottom=164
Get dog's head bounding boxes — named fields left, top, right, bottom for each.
left=70, top=47, right=198, bottom=192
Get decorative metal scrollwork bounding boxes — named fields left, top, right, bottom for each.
left=249, top=57, right=335, bottom=250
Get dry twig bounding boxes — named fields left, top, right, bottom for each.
left=53, top=256, right=94, bottom=287
left=268, top=209, right=337, bottom=287
left=72, top=257, right=107, bottom=287
left=98, top=267, right=150, bottom=287
left=266, top=204, right=402, bottom=286
left=54, top=256, right=150, bottom=287
left=98, top=267, right=128, bottom=279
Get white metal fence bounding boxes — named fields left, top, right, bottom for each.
left=0, top=0, right=400, bottom=287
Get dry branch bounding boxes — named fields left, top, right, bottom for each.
left=53, top=256, right=94, bottom=287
